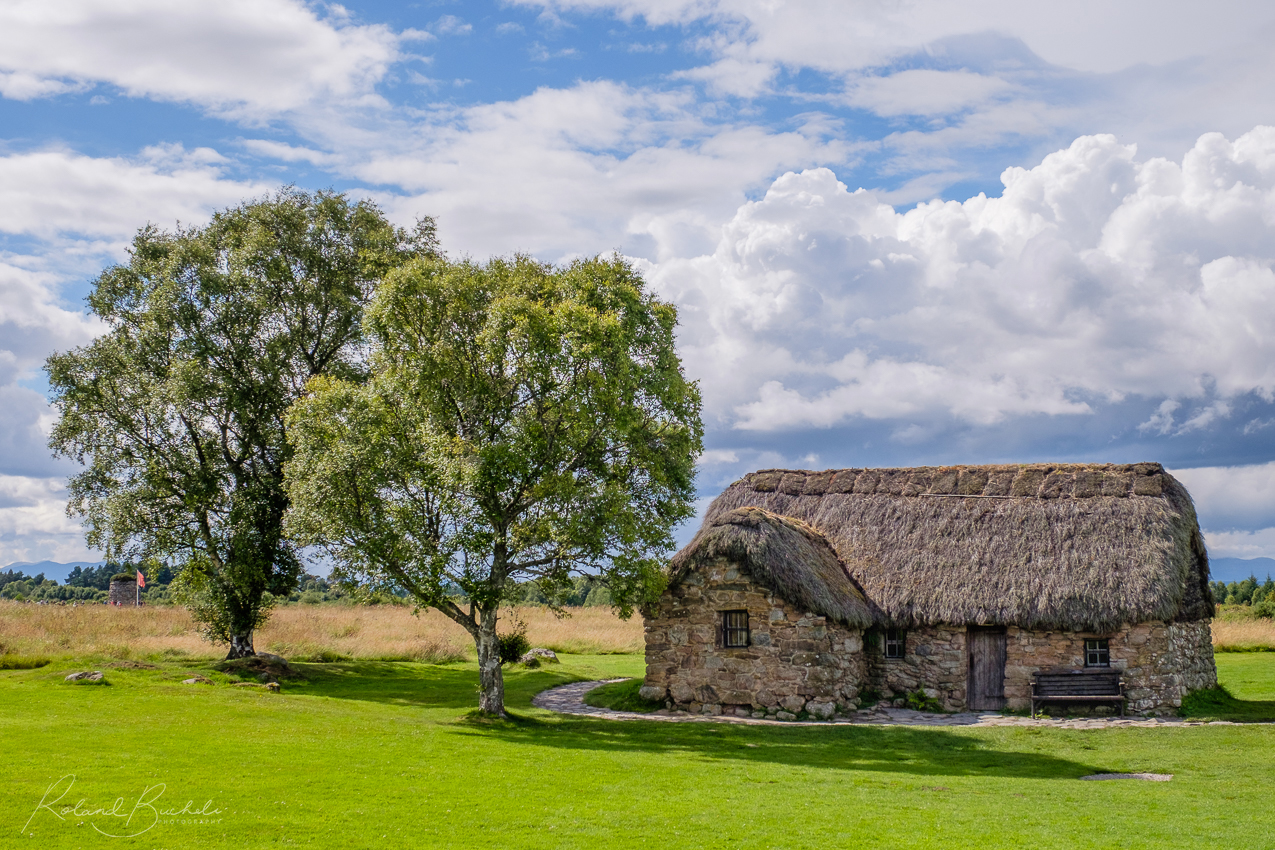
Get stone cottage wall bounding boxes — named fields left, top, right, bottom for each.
left=107, top=579, right=138, bottom=606
left=862, top=620, right=1218, bottom=715
left=641, top=557, right=866, bottom=718
left=867, top=626, right=967, bottom=711
left=1002, top=619, right=1218, bottom=715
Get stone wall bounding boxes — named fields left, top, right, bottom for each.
left=641, top=556, right=866, bottom=718
left=107, top=579, right=138, bottom=606
left=1002, top=619, right=1218, bottom=715
left=863, top=620, right=1218, bottom=715
left=867, top=626, right=967, bottom=711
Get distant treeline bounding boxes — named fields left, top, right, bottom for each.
left=1, top=567, right=614, bottom=609
left=1211, top=575, right=1275, bottom=617
left=0, top=563, right=176, bottom=603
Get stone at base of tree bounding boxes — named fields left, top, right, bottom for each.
left=520, top=648, right=559, bottom=664
left=214, top=655, right=302, bottom=680
left=182, top=676, right=213, bottom=685
left=776, top=710, right=797, bottom=721
left=65, top=671, right=103, bottom=682
left=639, top=684, right=667, bottom=702
left=806, top=701, right=836, bottom=719
left=255, top=652, right=288, bottom=664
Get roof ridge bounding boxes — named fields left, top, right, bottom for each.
left=740, top=463, right=1173, bottom=500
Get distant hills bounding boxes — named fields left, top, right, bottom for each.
left=2, top=560, right=105, bottom=583
left=5, top=556, right=1274, bottom=586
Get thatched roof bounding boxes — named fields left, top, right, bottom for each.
left=669, top=506, right=874, bottom=629
left=701, top=463, right=1213, bottom=632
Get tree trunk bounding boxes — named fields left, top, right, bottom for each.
left=475, top=612, right=506, bottom=716
left=226, top=630, right=255, bottom=659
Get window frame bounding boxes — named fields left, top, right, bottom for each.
left=721, top=609, right=750, bottom=648
left=884, top=628, right=906, bottom=659
left=1084, top=638, right=1111, bottom=668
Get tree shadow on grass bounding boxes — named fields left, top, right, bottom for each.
left=449, top=713, right=1104, bottom=780
left=283, top=661, right=587, bottom=711
left=272, top=663, right=1103, bottom=778
left=1179, top=685, right=1275, bottom=722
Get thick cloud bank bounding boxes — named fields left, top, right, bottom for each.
left=651, top=127, right=1275, bottom=437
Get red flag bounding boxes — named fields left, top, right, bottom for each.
left=136, top=570, right=146, bottom=588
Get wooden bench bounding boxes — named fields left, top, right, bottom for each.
left=1031, top=670, right=1125, bottom=717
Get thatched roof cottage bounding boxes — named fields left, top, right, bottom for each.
left=641, top=463, right=1218, bottom=717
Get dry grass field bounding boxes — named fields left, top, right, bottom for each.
left=3, top=599, right=1272, bottom=660
left=0, top=601, right=643, bottom=661
left=1211, top=617, right=1275, bottom=652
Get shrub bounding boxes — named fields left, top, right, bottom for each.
left=498, top=625, right=531, bottom=665
left=903, top=689, right=944, bottom=712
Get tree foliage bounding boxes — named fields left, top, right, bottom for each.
left=46, top=188, right=437, bottom=656
left=284, top=254, right=702, bottom=713
left=1212, top=576, right=1275, bottom=615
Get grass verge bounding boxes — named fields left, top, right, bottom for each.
left=0, top=654, right=50, bottom=669
left=582, top=677, right=663, bottom=713
left=1179, top=652, right=1275, bottom=721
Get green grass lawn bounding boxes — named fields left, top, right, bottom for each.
left=3, top=651, right=1274, bottom=849
left=1181, top=653, right=1275, bottom=721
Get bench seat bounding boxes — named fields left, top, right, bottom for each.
left=1031, top=671, right=1125, bottom=717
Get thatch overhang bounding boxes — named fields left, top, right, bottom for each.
left=668, top=506, right=875, bottom=629
left=702, top=463, right=1214, bottom=633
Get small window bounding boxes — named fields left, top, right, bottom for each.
left=884, top=628, right=906, bottom=659
left=1085, top=638, right=1110, bottom=668
left=722, top=610, right=750, bottom=648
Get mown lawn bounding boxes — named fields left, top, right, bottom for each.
left=3, top=652, right=1274, bottom=849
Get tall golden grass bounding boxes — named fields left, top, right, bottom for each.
left=1211, top=617, right=1275, bottom=652
left=0, top=601, right=643, bottom=661
left=4, top=599, right=1270, bottom=658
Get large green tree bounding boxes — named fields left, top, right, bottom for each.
left=284, top=254, right=702, bottom=714
left=47, top=189, right=437, bottom=657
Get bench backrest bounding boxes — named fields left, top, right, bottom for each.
left=1033, top=671, right=1123, bottom=696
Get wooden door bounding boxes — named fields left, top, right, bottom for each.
left=967, top=627, right=1007, bottom=710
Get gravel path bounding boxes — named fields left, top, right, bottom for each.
left=533, top=679, right=1250, bottom=728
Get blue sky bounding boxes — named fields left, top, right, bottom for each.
left=2, top=0, right=1275, bottom=566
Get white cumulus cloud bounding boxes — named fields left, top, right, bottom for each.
left=0, top=0, right=405, bottom=116
left=645, top=127, right=1275, bottom=431
left=0, top=474, right=96, bottom=565
left=0, top=147, right=271, bottom=243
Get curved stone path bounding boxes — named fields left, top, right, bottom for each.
left=533, top=679, right=1251, bottom=728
